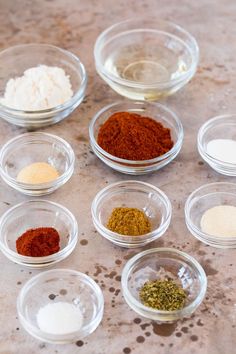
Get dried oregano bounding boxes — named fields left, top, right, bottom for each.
left=139, top=279, right=187, bottom=311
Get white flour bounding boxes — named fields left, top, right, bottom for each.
left=0, top=65, right=73, bottom=111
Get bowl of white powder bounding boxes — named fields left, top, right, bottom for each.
left=198, top=114, right=236, bottom=176
left=17, top=269, right=104, bottom=343
left=0, top=44, right=87, bottom=128
left=185, top=182, right=236, bottom=248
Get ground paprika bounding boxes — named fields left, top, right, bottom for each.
left=16, top=227, right=60, bottom=257
left=97, top=112, right=174, bottom=161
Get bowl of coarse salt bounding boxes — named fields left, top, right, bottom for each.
left=0, top=44, right=87, bottom=128
left=198, top=114, right=236, bottom=176
left=17, top=269, right=104, bottom=344
left=185, top=182, right=236, bottom=248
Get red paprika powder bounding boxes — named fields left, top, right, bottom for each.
left=16, top=227, right=60, bottom=257
left=97, top=112, right=174, bottom=160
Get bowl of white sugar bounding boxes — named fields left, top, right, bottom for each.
left=0, top=44, right=87, bottom=128
left=198, top=114, right=236, bottom=176
left=17, top=269, right=104, bottom=344
left=185, top=182, right=236, bottom=248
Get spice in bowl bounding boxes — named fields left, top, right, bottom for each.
left=16, top=227, right=60, bottom=257
left=107, top=207, right=151, bottom=236
left=36, top=301, right=83, bottom=335
left=200, top=205, right=236, bottom=237
left=139, top=279, right=187, bottom=311
left=206, top=139, right=236, bottom=164
left=17, top=162, right=59, bottom=184
left=97, top=112, right=173, bottom=160
left=0, top=65, right=73, bottom=111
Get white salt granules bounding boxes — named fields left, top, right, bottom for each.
left=0, top=65, right=73, bottom=111
left=200, top=205, right=236, bottom=237
left=36, top=301, right=83, bottom=335
left=206, top=139, right=236, bottom=164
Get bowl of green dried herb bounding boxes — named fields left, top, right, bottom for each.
left=121, top=248, right=207, bottom=322
left=91, top=180, right=171, bottom=248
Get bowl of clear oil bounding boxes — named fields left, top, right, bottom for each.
left=94, top=19, right=199, bottom=100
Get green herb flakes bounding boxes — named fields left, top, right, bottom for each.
left=139, top=279, right=187, bottom=311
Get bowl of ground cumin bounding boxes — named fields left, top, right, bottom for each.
left=89, top=101, right=183, bottom=175
left=91, top=180, right=172, bottom=248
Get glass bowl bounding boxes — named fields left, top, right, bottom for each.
left=91, top=180, right=171, bottom=248
left=89, top=101, right=183, bottom=175
left=185, top=182, right=236, bottom=248
left=198, top=114, right=236, bottom=176
left=121, top=248, right=207, bottom=322
left=94, top=18, right=199, bottom=100
left=0, top=132, right=75, bottom=196
left=0, top=200, right=78, bottom=268
left=17, top=269, right=104, bottom=344
left=0, top=44, right=87, bottom=128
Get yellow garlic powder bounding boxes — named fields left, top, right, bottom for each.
left=17, top=162, right=59, bottom=184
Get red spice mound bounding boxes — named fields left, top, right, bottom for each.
left=16, top=227, right=60, bottom=257
left=97, top=112, right=174, bottom=160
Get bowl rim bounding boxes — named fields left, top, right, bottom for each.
left=0, top=199, right=78, bottom=263
left=91, top=180, right=172, bottom=241
left=198, top=114, right=236, bottom=168
left=0, top=43, right=87, bottom=114
left=185, top=181, right=236, bottom=242
left=0, top=132, right=75, bottom=190
left=94, top=18, right=199, bottom=89
left=121, top=247, right=207, bottom=315
left=89, top=100, right=184, bottom=165
left=17, top=269, right=104, bottom=340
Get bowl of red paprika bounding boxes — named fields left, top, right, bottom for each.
left=0, top=200, right=78, bottom=268
left=89, top=101, right=183, bottom=175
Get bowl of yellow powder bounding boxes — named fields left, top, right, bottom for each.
left=0, top=132, right=75, bottom=196
left=185, top=182, right=236, bottom=248
left=91, top=180, right=172, bottom=248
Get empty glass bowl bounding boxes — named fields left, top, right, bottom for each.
left=94, top=18, right=199, bottom=100
left=185, top=182, right=236, bottom=248
left=0, top=132, right=75, bottom=196
left=91, top=180, right=171, bottom=248
left=17, top=269, right=104, bottom=344
left=121, top=248, right=207, bottom=322
left=89, top=101, right=183, bottom=175
left=0, top=200, right=78, bottom=268
left=198, top=114, right=236, bottom=176
left=0, top=44, right=87, bottom=128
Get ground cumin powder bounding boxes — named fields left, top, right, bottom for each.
left=97, top=112, right=173, bottom=160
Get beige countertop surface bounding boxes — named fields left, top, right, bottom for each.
left=0, top=0, right=236, bottom=353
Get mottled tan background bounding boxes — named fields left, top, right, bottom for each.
left=0, top=0, right=236, bottom=353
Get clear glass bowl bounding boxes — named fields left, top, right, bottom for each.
left=91, top=180, right=171, bottom=248
left=17, top=269, right=104, bottom=344
left=0, top=132, right=75, bottom=196
left=121, top=248, right=207, bottom=322
left=89, top=101, right=183, bottom=175
left=0, top=44, right=87, bottom=128
left=94, top=18, right=199, bottom=100
left=0, top=200, right=78, bottom=268
left=185, top=182, right=236, bottom=248
left=198, top=114, right=236, bottom=176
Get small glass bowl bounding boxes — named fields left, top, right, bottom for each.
left=94, top=18, right=199, bottom=100
left=198, top=114, right=236, bottom=176
left=91, top=180, right=171, bottom=248
left=121, top=248, right=207, bottom=322
left=17, top=269, right=104, bottom=344
left=89, top=101, right=183, bottom=175
left=185, top=182, right=236, bottom=248
left=0, top=200, right=78, bottom=268
left=0, top=44, right=87, bottom=128
left=0, top=132, right=75, bottom=196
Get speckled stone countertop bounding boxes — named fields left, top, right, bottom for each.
left=0, top=0, right=236, bottom=353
